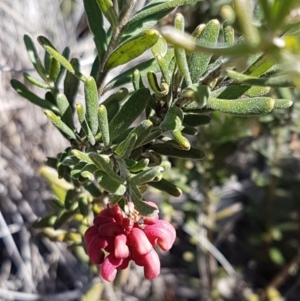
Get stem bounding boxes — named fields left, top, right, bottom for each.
left=96, top=0, right=137, bottom=95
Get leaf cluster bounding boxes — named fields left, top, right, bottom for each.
left=11, top=0, right=300, bottom=238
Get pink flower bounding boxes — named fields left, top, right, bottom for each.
left=83, top=203, right=176, bottom=281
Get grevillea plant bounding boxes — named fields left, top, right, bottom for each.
left=11, top=0, right=300, bottom=282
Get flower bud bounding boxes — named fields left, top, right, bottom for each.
left=84, top=226, right=98, bottom=247
left=87, top=236, right=107, bottom=264
left=101, top=254, right=123, bottom=282
left=127, top=227, right=153, bottom=255
left=143, top=249, right=161, bottom=279
left=114, top=234, right=129, bottom=258
left=144, top=220, right=176, bottom=251
left=98, top=222, right=124, bottom=237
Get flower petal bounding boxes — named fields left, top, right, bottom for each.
left=93, top=216, right=116, bottom=227
left=98, top=222, right=124, bottom=237
left=83, top=226, right=98, bottom=247
left=122, top=217, right=134, bottom=233
left=100, top=254, right=123, bottom=282
left=127, top=227, right=152, bottom=255
left=114, top=234, right=129, bottom=259
left=143, top=249, right=161, bottom=279
left=87, top=236, right=106, bottom=264
left=144, top=220, right=176, bottom=251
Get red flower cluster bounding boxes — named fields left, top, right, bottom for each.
left=84, top=202, right=176, bottom=282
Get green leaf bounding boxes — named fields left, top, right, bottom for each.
left=140, top=130, right=163, bottom=146
left=128, top=158, right=150, bottom=172
left=130, top=184, right=158, bottom=216
left=11, top=79, right=58, bottom=113
left=102, top=87, right=129, bottom=106
left=95, top=0, right=118, bottom=30
left=188, top=19, right=220, bottom=83
left=115, top=133, right=138, bottom=159
left=148, top=178, right=182, bottom=197
left=55, top=47, right=70, bottom=86
left=152, top=35, right=168, bottom=57
left=56, top=93, right=74, bottom=129
left=274, top=99, right=293, bottom=109
left=109, top=88, right=152, bottom=140
left=71, top=150, right=94, bottom=164
left=104, top=50, right=174, bottom=91
left=89, top=153, right=124, bottom=184
left=174, top=13, right=192, bottom=86
left=160, top=106, right=184, bottom=131
left=104, top=29, right=160, bottom=72
left=32, top=214, right=57, bottom=228
left=130, top=166, right=164, bottom=186
left=84, top=76, right=99, bottom=135
left=38, top=36, right=87, bottom=82
left=63, top=58, right=80, bottom=111
left=127, top=0, right=204, bottom=36
left=233, top=0, right=261, bottom=47
left=96, top=171, right=126, bottom=195
left=223, top=24, right=234, bottom=46
left=44, top=110, right=76, bottom=140
left=23, top=72, right=50, bottom=89
left=181, top=125, right=198, bottom=135
left=23, top=34, right=47, bottom=81
left=78, top=195, right=89, bottom=216
left=183, top=114, right=211, bottom=126
left=131, top=120, right=154, bottom=148
left=172, top=130, right=190, bottom=150
left=206, top=97, right=275, bottom=115
left=48, top=56, right=61, bottom=83
left=98, top=105, right=110, bottom=147
left=83, top=0, right=107, bottom=60
left=227, top=70, right=293, bottom=87
left=64, top=189, right=79, bottom=211
left=150, top=143, right=205, bottom=159
left=179, top=84, right=210, bottom=107
left=54, top=210, right=75, bottom=229
left=75, top=103, right=95, bottom=145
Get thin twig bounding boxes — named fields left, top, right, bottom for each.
left=0, top=212, right=36, bottom=292
left=0, top=288, right=81, bottom=301
left=183, top=222, right=238, bottom=279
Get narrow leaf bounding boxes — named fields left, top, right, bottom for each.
left=98, top=105, right=110, bottom=147
left=188, top=19, right=220, bottom=83
left=172, top=130, right=191, bottom=150
left=56, top=93, right=74, bottom=129
left=115, top=133, right=138, bottom=159
left=130, top=166, right=164, bottom=186
left=130, top=184, right=158, bottom=216
left=44, top=110, right=76, bottom=139
left=23, top=72, right=50, bottom=89
left=84, top=76, right=99, bottom=135
left=11, top=79, right=58, bottom=113
left=38, top=36, right=87, bottom=82
left=150, top=144, right=205, bottom=159
left=160, top=106, right=184, bottom=131
left=148, top=178, right=182, bottom=197
left=64, top=58, right=80, bottom=111
left=109, top=88, right=152, bottom=139
left=96, top=171, right=126, bottom=195
left=174, top=13, right=192, bottom=86
left=95, top=0, right=118, bottom=29
left=104, top=29, right=160, bottom=72
left=89, top=153, right=125, bottom=184
left=23, top=34, right=47, bottom=81
left=206, top=97, right=275, bottom=115
left=76, top=103, right=95, bottom=145
left=83, top=0, right=107, bottom=59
